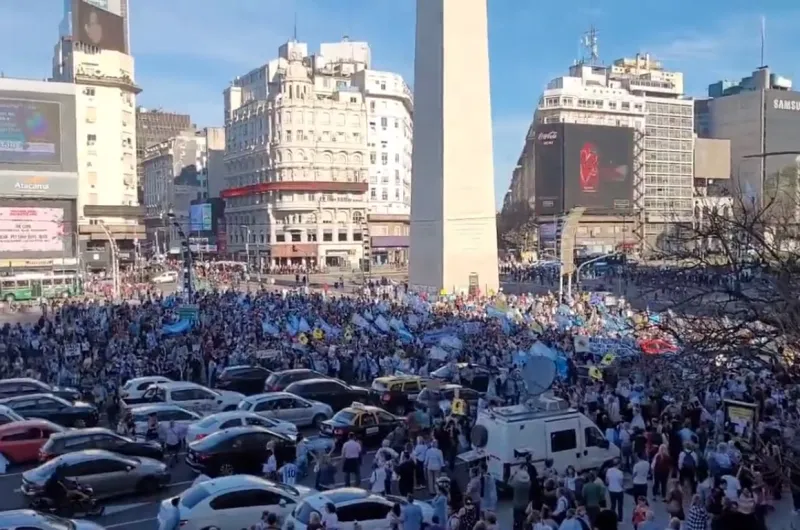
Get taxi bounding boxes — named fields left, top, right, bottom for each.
left=319, top=402, right=401, bottom=445
left=369, top=375, right=428, bottom=415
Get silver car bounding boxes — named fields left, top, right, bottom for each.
left=237, top=392, right=333, bottom=428
left=0, top=510, right=105, bottom=530
left=21, top=449, right=170, bottom=500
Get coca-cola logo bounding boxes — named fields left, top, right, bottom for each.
left=538, top=131, right=558, bottom=142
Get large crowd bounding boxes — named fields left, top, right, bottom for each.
left=0, top=266, right=796, bottom=530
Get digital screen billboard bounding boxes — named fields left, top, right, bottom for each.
left=533, top=124, right=565, bottom=216
left=562, top=124, right=634, bottom=213
left=73, top=0, right=127, bottom=54
left=190, top=203, right=212, bottom=232
left=0, top=207, right=64, bottom=253
left=0, top=99, right=62, bottom=165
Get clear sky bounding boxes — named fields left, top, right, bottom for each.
left=1, top=0, right=798, bottom=208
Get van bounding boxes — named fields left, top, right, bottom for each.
left=460, top=396, right=619, bottom=485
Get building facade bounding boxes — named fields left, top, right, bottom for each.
left=135, top=108, right=192, bottom=204
left=51, top=28, right=145, bottom=269
left=142, top=130, right=209, bottom=254
left=221, top=39, right=414, bottom=269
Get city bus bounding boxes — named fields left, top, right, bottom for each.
left=0, top=272, right=84, bottom=302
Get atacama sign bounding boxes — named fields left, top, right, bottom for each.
left=0, top=172, right=77, bottom=197
left=15, top=176, right=50, bottom=192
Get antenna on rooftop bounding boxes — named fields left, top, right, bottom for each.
left=760, top=15, right=766, bottom=68
left=581, top=26, right=600, bottom=65
left=292, top=11, right=298, bottom=42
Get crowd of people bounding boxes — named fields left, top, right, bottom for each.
left=0, top=262, right=796, bottom=530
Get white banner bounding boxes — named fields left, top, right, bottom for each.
left=0, top=207, right=63, bottom=252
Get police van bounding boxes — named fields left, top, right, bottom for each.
left=460, top=396, right=619, bottom=485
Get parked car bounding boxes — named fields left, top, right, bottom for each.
left=215, top=365, right=272, bottom=396
left=283, top=379, right=370, bottom=412
left=0, top=394, right=99, bottom=428
left=319, top=402, right=401, bottom=446
left=120, top=376, right=173, bottom=402
left=0, top=404, right=25, bottom=426
left=157, top=476, right=315, bottom=530
left=263, top=369, right=330, bottom=392
left=151, top=271, right=178, bottom=284
left=185, top=426, right=296, bottom=477
left=0, top=420, right=65, bottom=464
left=0, top=510, right=106, bottom=530
left=129, top=404, right=201, bottom=440
left=121, top=382, right=244, bottom=416
left=39, top=428, right=164, bottom=462
left=186, top=411, right=298, bottom=442
left=21, top=450, right=170, bottom=500
left=0, top=378, right=81, bottom=402
left=237, top=392, right=332, bottom=428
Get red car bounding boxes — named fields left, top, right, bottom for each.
left=0, top=420, right=65, bottom=464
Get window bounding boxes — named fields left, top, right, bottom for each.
left=254, top=399, right=277, bottom=412
left=381, top=189, right=388, bottom=201
left=86, top=134, right=97, bottom=146
left=210, top=489, right=281, bottom=510
left=170, top=389, right=195, bottom=402
left=360, top=414, right=376, bottom=426
left=323, top=231, right=333, bottom=242
left=381, top=153, right=388, bottom=165
left=402, top=381, right=420, bottom=393
left=275, top=234, right=286, bottom=243
left=164, top=409, right=198, bottom=422
left=380, top=117, right=388, bottom=128
left=245, top=417, right=271, bottom=427
left=2, top=428, right=41, bottom=442
left=338, top=502, right=391, bottom=522
left=369, top=152, right=376, bottom=164
left=584, top=427, right=605, bottom=447
left=394, top=154, right=400, bottom=163
left=550, top=429, right=577, bottom=452
left=338, top=231, right=348, bottom=242
left=220, top=419, right=242, bottom=429
left=370, top=189, right=377, bottom=199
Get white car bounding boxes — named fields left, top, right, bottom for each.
left=158, top=475, right=316, bottom=530
left=0, top=509, right=105, bottom=530
left=125, top=381, right=245, bottom=416
left=284, top=488, right=434, bottom=530
left=120, top=376, right=173, bottom=401
left=129, top=404, right=201, bottom=439
left=237, top=392, right=333, bottom=428
left=152, top=271, right=178, bottom=284
left=0, top=404, right=25, bottom=425
left=186, top=410, right=298, bottom=442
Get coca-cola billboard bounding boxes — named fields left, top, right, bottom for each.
left=533, top=124, right=565, bottom=216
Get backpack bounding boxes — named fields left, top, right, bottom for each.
left=683, top=450, right=696, bottom=470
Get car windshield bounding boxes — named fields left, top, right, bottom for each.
left=371, top=381, right=388, bottom=391
left=331, top=410, right=357, bottom=424
left=292, top=500, right=320, bottom=525
left=180, top=484, right=212, bottom=509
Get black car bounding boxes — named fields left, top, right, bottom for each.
left=0, top=378, right=82, bottom=402
left=263, top=369, right=330, bottom=392
left=0, top=394, right=99, bottom=428
left=320, top=403, right=402, bottom=445
left=370, top=375, right=429, bottom=415
left=185, top=426, right=296, bottom=477
left=283, top=378, right=370, bottom=411
left=216, top=365, right=273, bottom=396
left=39, top=427, right=164, bottom=461
left=415, top=384, right=481, bottom=417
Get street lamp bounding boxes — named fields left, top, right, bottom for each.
left=167, top=210, right=193, bottom=298
left=240, top=225, right=251, bottom=269
left=98, top=221, right=120, bottom=300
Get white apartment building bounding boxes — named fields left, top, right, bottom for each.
left=222, top=40, right=371, bottom=268
left=51, top=39, right=144, bottom=267
left=142, top=130, right=211, bottom=252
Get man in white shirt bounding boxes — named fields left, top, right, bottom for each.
left=605, top=459, right=625, bottom=522
left=341, top=433, right=362, bottom=487
left=631, top=454, right=650, bottom=500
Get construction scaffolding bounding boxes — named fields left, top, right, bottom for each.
left=632, top=128, right=647, bottom=255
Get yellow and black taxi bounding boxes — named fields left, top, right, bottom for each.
left=319, top=402, right=402, bottom=445
left=369, top=375, right=428, bottom=415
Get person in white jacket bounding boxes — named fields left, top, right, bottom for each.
left=369, top=462, right=388, bottom=494
left=424, top=440, right=445, bottom=495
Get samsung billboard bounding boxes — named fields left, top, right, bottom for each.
left=533, top=123, right=634, bottom=215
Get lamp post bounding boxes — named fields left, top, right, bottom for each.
left=98, top=221, right=120, bottom=300
left=168, top=210, right=193, bottom=299
left=241, top=225, right=251, bottom=270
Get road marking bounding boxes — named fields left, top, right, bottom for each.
left=103, top=502, right=152, bottom=516
left=106, top=517, right=157, bottom=528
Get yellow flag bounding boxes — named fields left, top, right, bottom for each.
left=601, top=353, right=616, bottom=366
left=451, top=398, right=466, bottom=416
left=589, top=366, right=603, bottom=381
left=313, top=329, right=324, bottom=340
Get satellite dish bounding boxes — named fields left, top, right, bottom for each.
left=521, top=356, right=556, bottom=396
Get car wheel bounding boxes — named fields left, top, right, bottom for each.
left=137, top=476, right=160, bottom=493
left=218, top=463, right=235, bottom=476
left=73, top=418, right=86, bottom=428
left=312, top=414, right=326, bottom=428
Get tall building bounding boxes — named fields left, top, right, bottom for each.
left=0, top=78, right=81, bottom=272
left=201, top=127, right=226, bottom=200
left=135, top=108, right=192, bottom=204
left=59, top=0, right=130, bottom=53
left=142, top=129, right=210, bottom=253
left=221, top=39, right=411, bottom=268
left=502, top=33, right=695, bottom=252
left=696, top=66, right=800, bottom=212
left=410, top=0, right=499, bottom=294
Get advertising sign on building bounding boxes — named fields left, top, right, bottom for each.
left=533, top=124, right=565, bottom=216
left=72, top=0, right=127, bottom=54
left=190, top=203, right=213, bottom=232
left=0, top=207, right=64, bottom=253
left=0, top=99, right=62, bottom=165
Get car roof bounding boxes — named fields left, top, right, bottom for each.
left=201, top=410, right=269, bottom=422
left=50, top=427, right=115, bottom=439
left=52, top=449, right=133, bottom=464
left=127, top=376, right=172, bottom=383
left=151, top=381, right=211, bottom=391
left=0, top=419, right=64, bottom=433
left=286, top=378, right=338, bottom=387
left=305, top=488, right=378, bottom=506
left=0, top=378, right=46, bottom=386
left=192, top=475, right=303, bottom=497
left=244, top=392, right=297, bottom=402
left=193, top=425, right=290, bottom=444
left=223, top=365, right=268, bottom=372
left=340, top=404, right=385, bottom=414
left=0, top=509, right=68, bottom=526
left=130, top=403, right=198, bottom=414
left=0, top=393, right=64, bottom=403
left=275, top=368, right=319, bottom=375
left=374, top=375, right=422, bottom=383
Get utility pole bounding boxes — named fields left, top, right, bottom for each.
left=169, top=211, right=193, bottom=299
left=241, top=225, right=251, bottom=271
left=98, top=222, right=120, bottom=300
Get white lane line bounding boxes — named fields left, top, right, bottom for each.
left=103, top=502, right=152, bottom=516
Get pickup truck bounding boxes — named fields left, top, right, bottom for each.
left=121, top=381, right=244, bottom=416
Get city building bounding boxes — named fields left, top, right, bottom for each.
left=201, top=127, right=226, bottom=199
left=142, top=129, right=210, bottom=254
left=52, top=0, right=144, bottom=269
left=58, top=0, right=130, bottom=54
left=695, top=66, right=800, bottom=214
left=221, top=38, right=412, bottom=269
left=501, top=31, right=695, bottom=253
left=0, top=78, right=80, bottom=272
left=135, top=108, right=192, bottom=203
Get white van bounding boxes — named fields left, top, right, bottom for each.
left=460, top=396, right=619, bottom=485
left=152, top=271, right=178, bottom=284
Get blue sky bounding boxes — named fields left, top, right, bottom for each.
left=2, top=0, right=799, bottom=208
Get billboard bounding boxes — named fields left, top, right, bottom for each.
left=73, top=0, right=127, bottom=54
left=0, top=91, right=77, bottom=178
left=533, top=124, right=565, bottom=216
left=190, top=203, right=212, bottom=232
left=562, top=124, right=634, bottom=213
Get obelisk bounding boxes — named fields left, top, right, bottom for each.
left=409, top=0, right=499, bottom=295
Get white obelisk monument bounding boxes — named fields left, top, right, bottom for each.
left=409, top=0, right=499, bottom=295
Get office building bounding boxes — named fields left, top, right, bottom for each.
left=135, top=108, right=192, bottom=203
left=0, top=78, right=80, bottom=272
left=696, top=66, right=800, bottom=213
left=409, top=0, right=499, bottom=294
left=221, top=38, right=411, bottom=268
